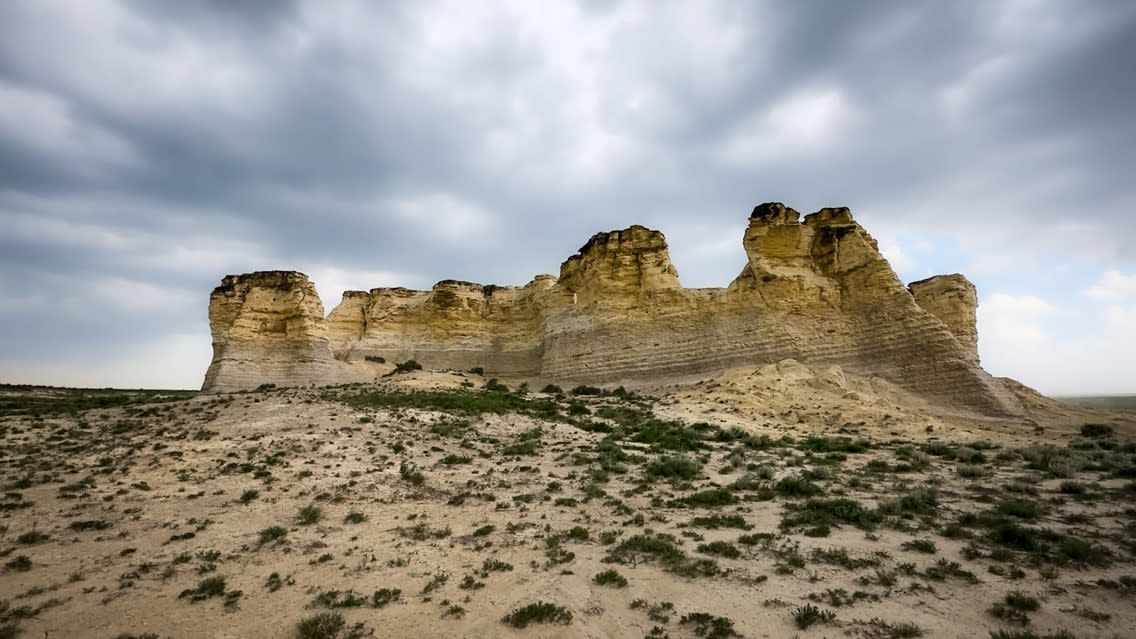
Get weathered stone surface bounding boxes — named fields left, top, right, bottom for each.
left=910, top=274, right=980, bottom=363
left=201, top=204, right=1023, bottom=416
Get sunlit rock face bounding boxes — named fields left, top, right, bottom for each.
left=201, top=203, right=1021, bottom=417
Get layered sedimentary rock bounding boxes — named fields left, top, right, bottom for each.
left=909, top=274, right=980, bottom=363
left=202, top=203, right=1021, bottom=416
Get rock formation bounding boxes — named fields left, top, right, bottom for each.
left=202, top=203, right=1022, bottom=416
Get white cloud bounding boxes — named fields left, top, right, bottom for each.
left=388, top=194, right=496, bottom=244
left=1086, top=270, right=1136, bottom=301
left=0, top=81, right=137, bottom=172
left=978, top=291, right=1136, bottom=395
left=88, top=277, right=196, bottom=313
left=718, top=88, right=854, bottom=167
left=1103, top=305, right=1136, bottom=328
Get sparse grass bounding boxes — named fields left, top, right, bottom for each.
left=675, top=487, right=738, bottom=507
left=988, top=591, right=1040, bottom=625
left=688, top=514, right=752, bottom=530
left=792, top=603, right=836, bottom=629
left=679, top=612, right=741, bottom=638
left=781, top=498, right=879, bottom=532
left=605, top=531, right=720, bottom=577
left=902, top=538, right=937, bottom=554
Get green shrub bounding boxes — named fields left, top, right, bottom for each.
left=697, top=541, right=741, bottom=559
left=258, top=526, right=287, bottom=544
left=792, top=604, right=836, bottom=629
left=592, top=569, right=628, bottom=588
left=989, top=591, right=1040, bottom=625
left=902, top=539, right=938, bottom=554
left=645, top=455, right=702, bottom=480
left=679, top=612, right=741, bottom=638
left=1080, top=423, right=1113, bottom=438
left=781, top=498, right=879, bottom=531
left=676, top=487, right=737, bottom=507
left=688, top=514, right=752, bottom=530
left=774, top=475, right=822, bottom=498
left=178, top=575, right=227, bottom=602
left=296, top=612, right=345, bottom=639
left=297, top=505, right=322, bottom=525
left=502, top=602, right=573, bottom=628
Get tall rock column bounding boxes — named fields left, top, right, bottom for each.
left=201, top=271, right=339, bottom=391
left=909, top=274, right=980, bottom=363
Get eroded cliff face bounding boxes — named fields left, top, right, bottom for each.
left=909, top=274, right=980, bottom=363
left=202, top=271, right=342, bottom=391
left=201, top=204, right=1020, bottom=416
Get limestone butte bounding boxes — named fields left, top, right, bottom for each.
left=202, top=203, right=1022, bottom=416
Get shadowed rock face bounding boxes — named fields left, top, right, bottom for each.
left=201, top=203, right=1019, bottom=416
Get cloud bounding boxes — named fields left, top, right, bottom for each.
left=1086, top=270, right=1136, bottom=301
left=978, top=288, right=1136, bottom=395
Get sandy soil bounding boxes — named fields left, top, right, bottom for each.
left=1, top=366, right=1133, bottom=639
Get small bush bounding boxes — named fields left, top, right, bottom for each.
left=399, top=462, right=426, bottom=486
left=593, top=569, right=628, bottom=588
left=679, top=612, right=741, bottom=638
left=391, top=360, right=423, bottom=374
left=178, top=575, right=227, bottom=602
left=676, top=487, right=737, bottom=508
left=774, top=475, right=822, bottom=498
left=1080, top=423, right=1113, bottom=438
left=258, top=526, right=287, bottom=545
left=792, top=604, right=836, bottom=629
left=570, top=385, right=603, bottom=396
left=989, top=591, right=1040, bottom=625
left=645, top=455, right=702, bottom=480
left=296, top=612, right=345, bottom=639
left=484, top=378, right=509, bottom=392
left=902, top=539, right=938, bottom=554
left=372, top=588, right=401, bottom=607
left=502, top=602, right=573, bottom=628
left=688, top=514, right=752, bottom=530
left=297, top=505, right=322, bottom=525
left=697, top=541, right=741, bottom=559
left=343, top=512, right=367, bottom=524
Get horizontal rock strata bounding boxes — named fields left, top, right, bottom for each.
left=202, top=203, right=1022, bottom=416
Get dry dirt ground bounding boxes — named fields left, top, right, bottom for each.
left=1, top=365, right=1134, bottom=639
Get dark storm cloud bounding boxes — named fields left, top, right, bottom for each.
left=1, top=0, right=1134, bottom=388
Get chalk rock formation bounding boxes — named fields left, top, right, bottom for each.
left=202, top=271, right=341, bottom=391
left=909, top=274, right=980, bottom=363
left=201, top=203, right=1021, bottom=417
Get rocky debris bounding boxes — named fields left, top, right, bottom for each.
left=200, top=203, right=1023, bottom=417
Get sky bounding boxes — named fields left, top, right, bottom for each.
left=0, top=0, right=1133, bottom=395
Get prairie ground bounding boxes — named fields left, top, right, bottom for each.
left=1, top=370, right=1134, bottom=639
